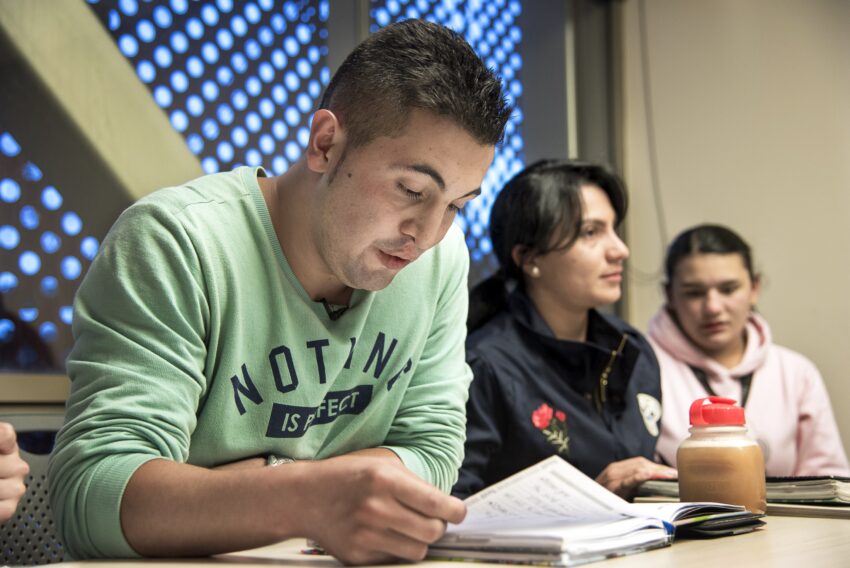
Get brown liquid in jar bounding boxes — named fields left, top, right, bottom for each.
left=677, top=443, right=766, bottom=514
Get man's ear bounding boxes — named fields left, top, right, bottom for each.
left=306, top=109, right=344, bottom=174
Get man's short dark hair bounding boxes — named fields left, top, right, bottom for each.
left=319, top=19, right=512, bottom=148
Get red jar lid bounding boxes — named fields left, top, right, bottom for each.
left=689, top=396, right=746, bottom=426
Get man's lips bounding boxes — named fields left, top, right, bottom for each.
left=377, top=249, right=416, bottom=270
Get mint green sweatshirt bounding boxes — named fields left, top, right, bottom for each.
left=48, top=167, right=473, bottom=559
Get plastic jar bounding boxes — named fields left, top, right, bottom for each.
left=677, top=396, right=766, bottom=514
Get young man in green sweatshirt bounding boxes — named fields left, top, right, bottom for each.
left=48, top=18, right=510, bottom=565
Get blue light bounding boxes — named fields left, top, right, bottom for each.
left=296, top=24, right=311, bottom=44
left=201, top=4, right=220, bottom=26
left=271, top=49, right=286, bottom=69
left=137, top=60, right=156, bottom=83
left=232, top=126, right=248, bottom=147
left=201, top=42, right=219, bottom=64
left=272, top=120, right=287, bottom=140
left=244, top=2, right=261, bottom=24
left=271, top=84, right=287, bottom=104
left=59, top=306, right=74, bottom=325
left=0, top=319, right=13, bottom=342
left=307, top=45, right=320, bottom=63
left=216, top=66, right=234, bottom=86
left=119, top=0, right=137, bottom=16
left=231, top=15, right=248, bottom=37
left=187, top=95, right=204, bottom=117
left=0, top=226, right=19, bottom=249
left=20, top=206, right=39, bottom=229
left=217, top=0, right=234, bottom=12
left=108, top=9, right=120, bottom=30
left=258, top=26, right=273, bottom=46
left=284, top=37, right=298, bottom=56
left=80, top=236, right=99, bottom=260
left=259, top=134, right=274, bottom=154
left=170, top=0, right=188, bottom=14
left=170, top=31, right=189, bottom=53
left=41, top=186, right=63, bottom=210
left=153, top=5, right=173, bottom=28
left=153, top=45, right=172, bottom=68
left=231, top=90, right=248, bottom=110
left=187, top=133, right=204, bottom=153
left=202, top=157, right=219, bottom=174
left=186, top=17, right=204, bottom=40
left=0, top=179, right=21, bottom=202
left=259, top=62, right=274, bottom=83
left=19, top=251, right=41, bottom=275
left=245, top=149, right=261, bottom=166
left=258, top=0, right=273, bottom=10
left=22, top=162, right=43, bottom=182
left=61, top=212, right=83, bottom=236
left=284, top=2, right=298, bottom=21
left=217, top=104, right=235, bottom=124
left=284, top=107, right=299, bottom=126
left=296, top=93, right=312, bottom=113
left=375, top=8, right=390, bottom=26
left=186, top=56, right=204, bottom=78
left=246, top=112, right=261, bottom=132
left=137, top=19, right=156, bottom=42
left=285, top=141, right=300, bottom=161
left=297, top=127, right=309, bottom=147
left=258, top=98, right=274, bottom=118
left=231, top=52, right=248, bottom=73
left=245, top=77, right=261, bottom=97
left=217, top=141, right=234, bottom=162
left=284, top=71, right=299, bottom=90
left=0, top=272, right=17, bottom=292
left=307, top=79, right=320, bottom=98
left=245, top=39, right=261, bottom=60
left=19, top=307, right=38, bottom=322
left=296, top=59, right=310, bottom=78
left=216, top=28, right=234, bottom=50
left=201, top=80, right=219, bottom=101
left=154, top=85, right=173, bottom=107
left=39, top=322, right=58, bottom=342
left=41, top=276, right=58, bottom=295
left=61, top=256, right=82, bottom=280
left=272, top=156, right=287, bottom=174
left=320, top=67, right=329, bottom=84
left=170, top=70, right=189, bottom=92
left=270, top=13, right=285, bottom=32
left=118, top=34, right=139, bottom=57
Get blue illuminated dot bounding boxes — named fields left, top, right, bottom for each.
left=272, top=120, right=287, bottom=140
left=119, top=0, right=137, bottom=16
left=231, top=52, right=248, bottom=73
left=510, top=81, right=522, bottom=97
left=231, top=90, right=248, bottom=110
left=259, top=134, right=274, bottom=154
left=187, top=133, right=204, bottom=153
left=296, top=24, right=311, bottom=44
left=272, top=156, right=287, bottom=174
left=217, top=104, right=234, bottom=125
left=244, top=2, right=261, bottom=23
left=170, top=30, right=189, bottom=53
left=375, top=8, right=390, bottom=26
left=307, top=79, right=320, bottom=98
left=201, top=157, right=219, bottom=174
left=258, top=98, right=274, bottom=118
left=297, top=127, right=309, bottom=148
left=22, top=162, right=42, bottom=182
left=41, top=186, right=62, bottom=210
left=319, top=1, right=328, bottom=20
left=153, top=5, right=173, bottom=28
left=137, top=60, right=156, bottom=83
left=186, top=56, right=204, bottom=78
left=0, top=319, right=14, bottom=342
left=245, top=149, right=261, bottom=166
left=118, top=34, right=139, bottom=57
left=0, top=179, right=21, bottom=202
left=216, top=66, right=233, bottom=86
left=187, top=95, right=204, bottom=117
left=296, top=59, right=310, bottom=79
left=258, top=0, right=273, bottom=10
left=153, top=45, right=172, bottom=68
left=387, top=0, right=400, bottom=14
left=80, top=236, right=99, bottom=260
left=41, top=230, right=60, bottom=253
left=270, top=13, right=285, bottom=32
left=284, top=2, right=298, bottom=21
left=20, top=206, right=39, bottom=229
left=19, top=307, right=38, bottom=322
left=41, top=276, right=58, bottom=295
left=216, top=28, right=234, bottom=50
left=61, top=256, right=82, bottom=280
left=201, top=4, right=220, bottom=26
left=320, top=67, right=330, bottom=84
left=39, top=322, right=58, bottom=342
left=154, top=85, right=173, bottom=107
left=245, top=112, right=261, bottom=132
left=19, top=251, right=41, bottom=275
left=59, top=305, right=74, bottom=325
left=246, top=76, right=261, bottom=96
left=201, top=42, right=219, bottom=64
left=284, top=71, right=299, bottom=90
left=284, top=37, right=298, bottom=56
left=61, top=212, right=82, bottom=236
left=271, top=84, right=287, bottom=104
left=217, top=0, right=233, bottom=12
left=271, top=49, right=286, bottom=69
left=108, top=9, right=120, bottom=30
left=0, top=272, right=17, bottom=292
left=137, top=19, right=156, bottom=42
left=170, top=0, right=188, bottom=14
left=201, top=80, right=219, bottom=102
left=259, top=62, right=274, bottom=83
left=217, top=141, right=234, bottom=162
left=296, top=93, right=312, bottom=113
left=170, top=70, right=189, bottom=92
left=258, top=26, right=273, bottom=46
left=0, top=226, right=19, bottom=249
left=285, top=141, right=300, bottom=161
left=186, top=18, right=204, bottom=40
left=232, top=127, right=248, bottom=147
left=245, top=39, right=261, bottom=60
left=284, top=107, right=299, bottom=126
left=307, top=45, right=320, bottom=63
left=231, top=15, right=248, bottom=37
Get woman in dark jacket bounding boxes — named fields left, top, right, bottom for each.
left=454, top=160, right=675, bottom=499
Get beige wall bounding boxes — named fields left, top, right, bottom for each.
left=620, top=0, right=850, bottom=459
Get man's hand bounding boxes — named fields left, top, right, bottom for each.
left=595, top=457, right=676, bottom=500
left=293, top=454, right=466, bottom=565
left=0, top=422, right=29, bottom=523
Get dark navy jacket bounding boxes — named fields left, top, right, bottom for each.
left=453, top=290, right=662, bottom=498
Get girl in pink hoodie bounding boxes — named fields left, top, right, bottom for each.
left=650, top=224, right=849, bottom=476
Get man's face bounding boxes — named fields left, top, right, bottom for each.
left=312, top=109, right=494, bottom=291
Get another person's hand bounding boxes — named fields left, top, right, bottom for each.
left=293, top=454, right=466, bottom=565
left=595, top=457, right=676, bottom=500
left=0, top=422, right=29, bottom=523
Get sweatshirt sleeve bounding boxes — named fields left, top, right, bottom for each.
left=380, top=227, right=473, bottom=492
left=792, top=353, right=850, bottom=476
left=48, top=201, right=210, bottom=559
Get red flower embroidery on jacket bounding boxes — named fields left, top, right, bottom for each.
left=531, top=403, right=570, bottom=455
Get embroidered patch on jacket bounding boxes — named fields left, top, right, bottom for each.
left=637, top=393, right=661, bottom=437
left=531, top=403, right=570, bottom=455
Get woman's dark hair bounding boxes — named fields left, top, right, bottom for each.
left=468, top=159, right=628, bottom=332
left=664, top=224, right=756, bottom=286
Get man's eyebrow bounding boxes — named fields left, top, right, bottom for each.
left=403, top=164, right=446, bottom=190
